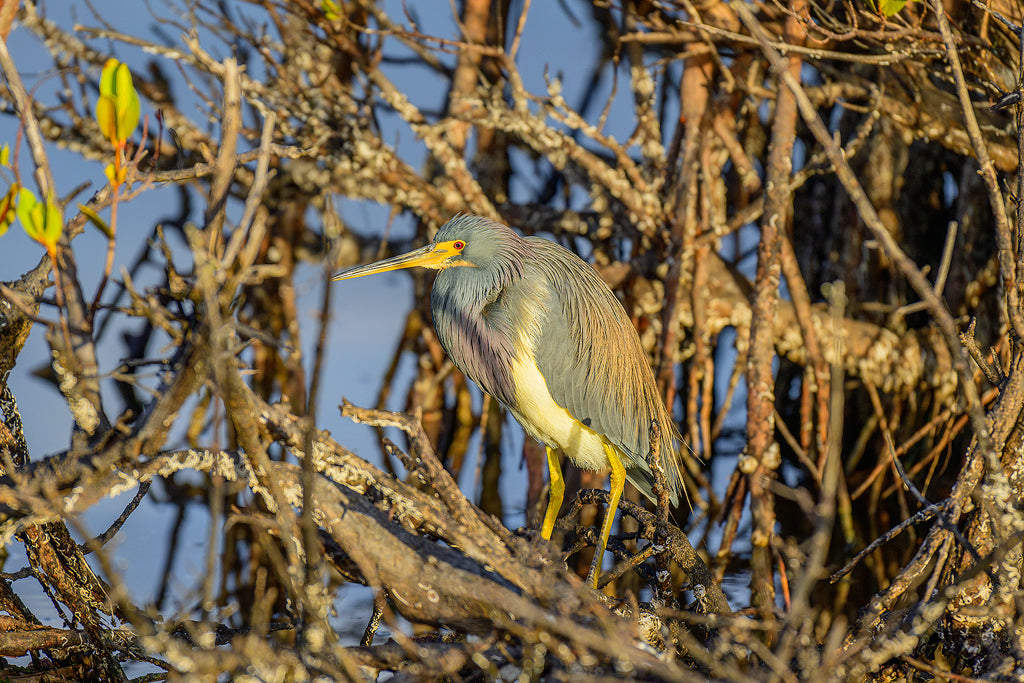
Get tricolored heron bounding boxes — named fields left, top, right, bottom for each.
left=333, top=214, right=685, bottom=588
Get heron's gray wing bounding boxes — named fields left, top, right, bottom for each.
left=526, top=238, right=682, bottom=503
left=431, top=267, right=521, bottom=409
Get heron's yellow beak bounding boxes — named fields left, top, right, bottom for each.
left=331, top=241, right=463, bottom=281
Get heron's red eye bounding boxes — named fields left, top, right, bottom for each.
left=453, top=241, right=465, bottom=250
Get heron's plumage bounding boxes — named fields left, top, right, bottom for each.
left=427, top=215, right=684, bottom=505
left=333, top=213, right=688, bottom=587
left=528, top=237, right=684, bottom=504
left=430, top=215, right=535, bottom=409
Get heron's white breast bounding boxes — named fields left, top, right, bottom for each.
left=508, top=350, right=611, bottom=472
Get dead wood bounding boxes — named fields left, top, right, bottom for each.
left=0, top=0, right=1021, bottom=680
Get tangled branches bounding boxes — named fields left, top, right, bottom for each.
left=0, top=0, right=1022, bottom=680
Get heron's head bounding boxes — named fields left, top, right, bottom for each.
left=331, top=214, right=528, bottom=282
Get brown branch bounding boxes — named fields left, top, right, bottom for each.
left=933, top=0, right=1024, bottom=343
left=735, top=2, right=991, bottom=461
left=0, top=623, right=136, bottom=657
left=742, top=0, right=806, bottom=614
left=270, top=458, right=704, bottom=681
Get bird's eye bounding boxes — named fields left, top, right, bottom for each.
left=453, top=240, right=465, bottom=250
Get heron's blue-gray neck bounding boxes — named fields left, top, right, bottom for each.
left=430, top=236, right=536, bottom=409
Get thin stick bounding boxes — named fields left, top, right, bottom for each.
left=735, top=2, right=991, bottom=462
left=933, top=0, right=1023, bottom=343
left=831, top=502, right=945, bottom=583
left=508, top=0, right=531, bottom=61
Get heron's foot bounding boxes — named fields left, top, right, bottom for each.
left=512, top=526, right=562, bottom=569
left=512, top=524, right=558, bottom=544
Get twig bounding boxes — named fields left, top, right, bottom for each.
left=645, top=419, right=670, bottom=529
left=960, top=318, right=1005, bottom=386
left=901, top=655, right=993, bottom=683
left=894, top=220, right=958, bottom=318
left=360, top=591, right=386, bottom=647
left=204, top=58, right=242, bottom=254
left=574, top=490, right=732, bottom=616
left=742, top=0, right=808, bottom=616
left=735, top=1, right=992, bottom=462
left=507, top=0, right=531, bottom=61
left=86, top=481, right=151, bottom=550
left=222, top=112, right=277, bottom=269
left=830, top=502, right=945, bottom=583
left=0, top=38, right=58, bottom=201
left=933, top=1, right=1023, bottom=342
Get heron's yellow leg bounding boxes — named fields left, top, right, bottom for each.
left=587, top=443, right=626, bottom=589
left=541, top=446, right=564, bottom=540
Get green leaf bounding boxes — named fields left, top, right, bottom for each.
left=117, top=84, right=140, bottom=141
left=96, top=93, right=117, bottom=141
left=78, top=202, right=112, bottom=239
left=0, top=184, right=17, bottom=237
left=16, top=187, right=38, bottom=240
left=114, top=61, right=133, bottom=98
left=871, top=0, right=908, bottom=16
left=17, top=188, right=62, bottom=250
left=42, top=192, right=63, bottom=248
left=99, top=58, right=119, bottom=98
left=104, top=162, right=127, bottom=186
left=322, top=0, right=341, bottom=20
left=96, top=59, right=140, bottom=143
